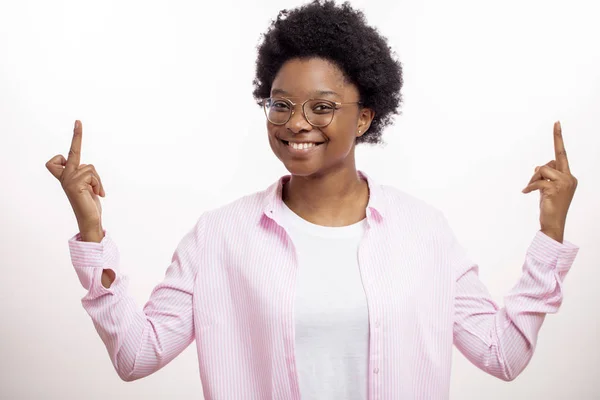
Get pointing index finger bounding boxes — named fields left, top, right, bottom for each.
left=553, top=120, right=570, bottom=174
left=66, top=120, right=82, bottom=171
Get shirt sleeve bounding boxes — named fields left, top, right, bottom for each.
left=67, top=216, right=205, bottom=381
left=440, top=212, right=580, bottom=381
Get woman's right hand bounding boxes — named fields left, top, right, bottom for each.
left=46, top=120, right=106, bottom=236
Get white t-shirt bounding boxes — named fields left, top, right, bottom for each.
left=281, top=201, right=369, bottom=400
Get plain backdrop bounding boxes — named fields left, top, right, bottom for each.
left=1, top=0, right=599, bottom=398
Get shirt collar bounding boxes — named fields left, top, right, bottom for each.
left=262, top=170, right=385, bottom=225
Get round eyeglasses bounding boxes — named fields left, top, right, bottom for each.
left=261, top=97, right=362, bottom=128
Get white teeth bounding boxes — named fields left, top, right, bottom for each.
left=290, top=142, right=316, bottom=150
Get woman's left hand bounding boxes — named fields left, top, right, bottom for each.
left=521, top=121, right=578, bottom=243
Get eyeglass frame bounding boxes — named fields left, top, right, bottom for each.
left=260, top=97, right=363, bottom=128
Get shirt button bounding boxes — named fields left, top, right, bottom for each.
left=375, top=320, right=380, bottom=328
left=373, top=367, right=379, bottom=374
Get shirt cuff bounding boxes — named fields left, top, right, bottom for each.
left=68, top=230, right=121, bottom=291
left=527, top=230, right=579, bottom=271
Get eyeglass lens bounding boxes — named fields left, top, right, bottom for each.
left=265, top=98, right=335, bottom=126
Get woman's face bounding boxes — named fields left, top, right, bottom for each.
left=266, top=57, right=374, bottom=177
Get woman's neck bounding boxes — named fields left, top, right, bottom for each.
left=282, top=166, right=369, bottom=227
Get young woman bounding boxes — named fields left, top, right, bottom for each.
left=46, top=1, right=579, bottom=399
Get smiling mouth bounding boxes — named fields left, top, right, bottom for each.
left=281, top=139, right=325, bottom=150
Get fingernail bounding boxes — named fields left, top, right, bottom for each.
left=74, top=120, right=79, bottom=129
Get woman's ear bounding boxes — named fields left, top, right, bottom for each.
left=356, top=107, right=375, bottom=137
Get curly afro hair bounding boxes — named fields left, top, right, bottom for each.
left=253, top=0, right=403, bottom=145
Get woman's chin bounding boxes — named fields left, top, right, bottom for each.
left=282, top=160, right=321, bottom=177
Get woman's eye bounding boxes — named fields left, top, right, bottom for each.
left=313, top=103, right=334, bottom=112
left=272, top=102, right=290, bottom=110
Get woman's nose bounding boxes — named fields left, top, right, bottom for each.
left=285, top=107, right=312, bottom=133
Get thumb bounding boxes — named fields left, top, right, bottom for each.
left=46, top=154, right=67, bottom=180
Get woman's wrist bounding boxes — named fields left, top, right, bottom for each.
left=79, top=223, right=104, bottom=243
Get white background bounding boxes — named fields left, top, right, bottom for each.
left=1, top=0, right=599, bottom=398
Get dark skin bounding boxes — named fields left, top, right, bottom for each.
left=268, top=57, right=375, bottom=227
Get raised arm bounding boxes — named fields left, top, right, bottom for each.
left=449, top=121, right=579, bottom=380
left=47, top=120, right=202, bottom=381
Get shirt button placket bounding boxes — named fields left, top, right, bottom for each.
left=371, top=316, right=381, bottom=399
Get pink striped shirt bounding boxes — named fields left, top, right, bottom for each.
left=68, top=171, right=579, bottom=399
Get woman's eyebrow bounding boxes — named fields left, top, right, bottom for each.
left=313, top=90, right=340, bottom=97
left=271, top=88, right=289, bottom=96
left=270, top=88, right=341, bottom=98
